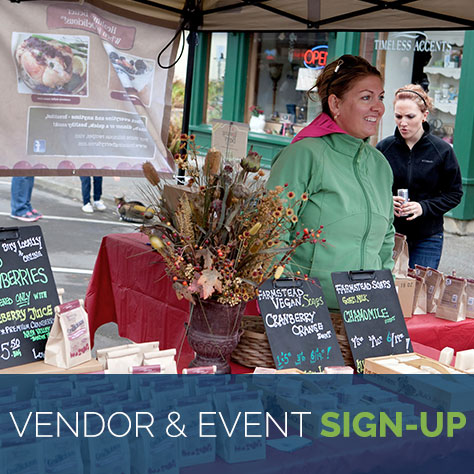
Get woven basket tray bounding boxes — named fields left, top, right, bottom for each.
left=231, top=315, right=275, bottom=369
left=330, top=312, right=355, bottom=370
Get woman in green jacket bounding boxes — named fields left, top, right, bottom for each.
left=267, top=55, right=394, bottom=310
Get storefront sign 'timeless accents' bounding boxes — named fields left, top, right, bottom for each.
left=374, top=31, right=452, bottom=52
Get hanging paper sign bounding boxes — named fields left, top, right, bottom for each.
left=258, top=278, right=344, bottom=372
left=331, top=269, right=413, bottom=373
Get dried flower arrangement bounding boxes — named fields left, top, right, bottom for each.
left=140, top=134, right=324, bottom=306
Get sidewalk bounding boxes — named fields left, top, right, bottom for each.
left=33, top=174, right=474, bottom=279
left=35, top=175, right=148, bottom=208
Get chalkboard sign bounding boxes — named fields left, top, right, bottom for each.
left=258, top=278, right=344, bottom=372
left=331, top=269, right=413, bottom=373
left=0, top=226, right=59, bottom=369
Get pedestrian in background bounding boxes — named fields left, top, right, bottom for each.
left=10, top=176, right=42, bottom=222
left=80, top=176, right=107, bottom=213
left=267, top=55, right=394, bottom=310
left=377, top=84, right=462, bottom=269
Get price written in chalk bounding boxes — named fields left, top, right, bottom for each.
left=332, top=270, right=413, bottom=373
left=1, top=337, right=22, bottom=361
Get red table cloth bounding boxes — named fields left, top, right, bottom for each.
left=85, top=232, right=192, bottom=357
left=405, top=313, right=474, bottom=352
left=85, top=233, right=474, bottom=368
left=85, top=233, right=258, bottom=368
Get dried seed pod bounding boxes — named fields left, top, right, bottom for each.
left=274, top=265, right=285, bottom=280
left=240, top=145, right=262, bottom=172
left=204, top=148, right=222, bottom=175
left=149, top=236, right=164, bottom=250
left=249, top=222, right=262, bottom=235
left=142, top=161, right=160, bottom=186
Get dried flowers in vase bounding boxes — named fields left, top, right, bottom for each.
left=140, top=134, right=324, bottom=306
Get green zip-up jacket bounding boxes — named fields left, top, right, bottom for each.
left=267, top=132, right=395, bottom=310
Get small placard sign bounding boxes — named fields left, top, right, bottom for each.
left=0, top=226, right=59, bottom=369
left=331, top=269, right=413, bottom=373
left=258, top=278, right=344, bottom=372
left=211, top=119, right=249, bottom=160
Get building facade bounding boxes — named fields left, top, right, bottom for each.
left=187, top=31, right=474, bottom=225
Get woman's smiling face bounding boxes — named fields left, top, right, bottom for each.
left=332, top=75, right=385, bottom=139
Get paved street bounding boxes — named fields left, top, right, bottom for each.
left=36, top=174, right=473, bottom=278
left=0, top=177, right=138, bottom=350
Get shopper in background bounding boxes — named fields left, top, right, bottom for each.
left=377, top=84, right=462, bottom=269
left=10, top=176, right=42, bottom=222
left=267, top=55, right=394, bottom=310
left=80, top=176, right=107, bottom=213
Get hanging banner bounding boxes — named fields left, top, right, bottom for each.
left=0, top=1, right=177, bottom=176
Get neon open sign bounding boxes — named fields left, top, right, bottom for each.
left=304, top=45, right=328, bottom=69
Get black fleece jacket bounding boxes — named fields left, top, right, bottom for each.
left=376, top=123, right=463, bottom=241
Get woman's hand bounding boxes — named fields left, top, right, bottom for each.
left=393, top=195, right=405, bottom=217
left=393, top=196, right=423, bottom=220
left=401, top=201, right=423, bottom=220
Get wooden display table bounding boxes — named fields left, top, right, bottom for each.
left=0, top=358, right=103, bottom=374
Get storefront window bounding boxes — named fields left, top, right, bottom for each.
left=206, top=33, right=227, bottom=123
left=375, top=30, right=465, bottom=143
left=249, top=32, right=330, bottom=136
left=421, top=31, right=464, bottom=143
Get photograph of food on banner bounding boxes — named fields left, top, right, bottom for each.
left=12, top=32, right=89, bottom=96
left=105, top=43, right=155, bottom=107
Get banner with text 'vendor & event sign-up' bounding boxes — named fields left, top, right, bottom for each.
left=0, top=1, right=178, bottom=176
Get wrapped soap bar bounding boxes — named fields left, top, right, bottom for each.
left=454, top=349, right=474, bottom=371
left=439, top=347, right=454, bottom=366
left=143, top=348, right=177, bottom=374
left=253, top=367, right=276, bottom=374
left=182, top=366, right=216, bottom=374
left=323, top=366, right=354, bottom=374
left=107, top=347, right=143, bottom=374
left=130, top=364, right=162, bottom=374
left=97, top=341, right=160, bottom=368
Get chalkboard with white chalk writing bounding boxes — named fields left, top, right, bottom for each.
left=331, top=269, right=413, bottom=373
left=0, top=226, right=59, bottom=369
left=258, top=278, right=344, bottom=372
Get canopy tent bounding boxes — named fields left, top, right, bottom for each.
left=84, top=0, right=474, bottom=156
left=87, top=0, right=474, bottom=31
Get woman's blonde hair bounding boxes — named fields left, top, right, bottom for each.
left=394, top=84, right=433, bottom=113
left=309, top=54, right=382, bottom=117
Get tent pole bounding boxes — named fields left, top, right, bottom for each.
left=177, top=30, right=198, bottom=183
left=181, top=31, right=198, bottom=139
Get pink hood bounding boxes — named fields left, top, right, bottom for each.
left=291, top=113, right=346, bottom=144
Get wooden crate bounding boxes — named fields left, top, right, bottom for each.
left=364, top=353, right=472, bottom=411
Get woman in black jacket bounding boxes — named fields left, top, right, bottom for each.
left=377, top=84, right=463, bottom=269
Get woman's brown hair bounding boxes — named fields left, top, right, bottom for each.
left=310, top=55, right=382, bottom=117
left=394, top=84, right=433, bottom=113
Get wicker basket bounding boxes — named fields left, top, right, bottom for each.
left=231, top=315, right=275, bottom=369
left=330, top=312, right=355, bottom=369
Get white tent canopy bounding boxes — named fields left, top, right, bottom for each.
left=89, top=0, right=474, bottom=31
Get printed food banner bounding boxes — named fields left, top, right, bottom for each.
left=0, top=1, right=177, bottom=175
